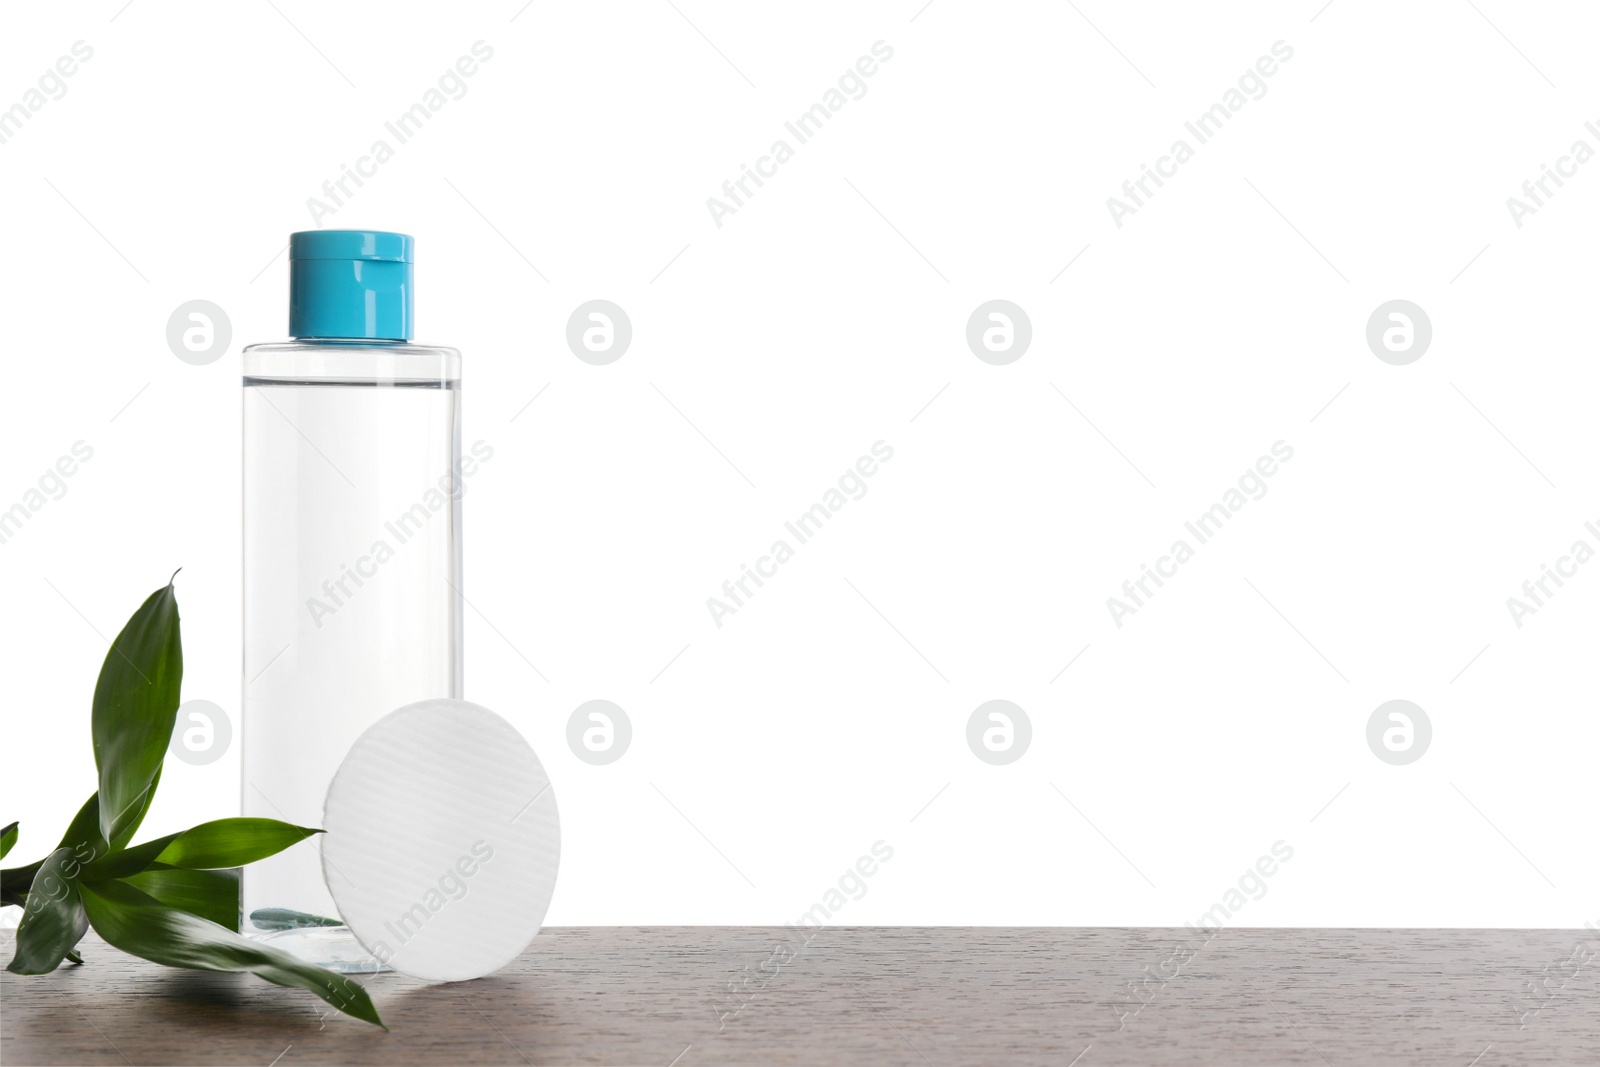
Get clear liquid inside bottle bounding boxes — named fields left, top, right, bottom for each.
left=241, top=341, right=462, bottom=969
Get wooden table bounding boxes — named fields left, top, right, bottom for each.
left=3, top=928, right=1596, bottom=1065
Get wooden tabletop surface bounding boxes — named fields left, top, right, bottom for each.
left=3, top=927, right=1596, bottom=1065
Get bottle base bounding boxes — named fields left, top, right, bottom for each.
left=246, top=925, right=391, bottom=974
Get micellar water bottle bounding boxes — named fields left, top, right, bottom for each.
left=242, top=231, right=462, bottom=968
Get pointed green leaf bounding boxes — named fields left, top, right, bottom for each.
left=83, top=818, right=321, bottom=881
left=56, top=793, right=108, bottom=860
left=156, top=819, right=319, bottom=869
left=4, top=785, right=161, bottom=899
left=107, top=775, right=162, bottom=852
left=1, top=821, right=17, bottom=861
left=81, top=879, right=384, bottom=1027
left=1, top=848, right=40, bottom=905
left=248, top=907, right=345, bottom=931
left=59, top=786, right=159, bottom=861
left=121, top=866, right=240, bottom=931
left=93, top=580, right=183, bottom=843
left=1, top=795, right=102, bottom=899
left=6, top=848, right=89, bottom=975
left=0, top=864, right=40, bottom=898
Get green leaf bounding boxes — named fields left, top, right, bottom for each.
left=56, top=793, right=108, bottom=861
left=1, top=795, right=100, bottom=899
left=84, top=818, right=321, bottom=881
left=59, top=786, right=158, bottom=861
left=93, top=580, right=183, bottom=844
left=105, top=776, right=162, bottom=853
left=248, top=907, right=345, bottom=931
left=3, top=786, right=161, bottom=899
left=157, top=819, right=319, bottom=869
left=0, top=864, right=40, bottom=899
left=1, top=821, right=17, bottom=860
left=248, top=915, right=345, bottom=927
left=81, top=879, right=384, bottom=1028
left=120, top=866, right=240, bottom=931
left=6, top=849, right=89, bottom=975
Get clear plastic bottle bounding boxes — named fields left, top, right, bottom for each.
left=241, top=232, right=462, bottom=968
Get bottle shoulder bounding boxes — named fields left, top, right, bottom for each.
left=241, top=340, right=460, bottom=356
left=242, top=341, right=460, bottom=384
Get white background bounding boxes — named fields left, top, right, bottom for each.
left=1, top=1, right=1595, bottom=929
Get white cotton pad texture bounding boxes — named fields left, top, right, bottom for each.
left=321, top=699, right=560, bottom=982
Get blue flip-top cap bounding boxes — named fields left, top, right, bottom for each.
left=289, top=230, right=414, bottom=340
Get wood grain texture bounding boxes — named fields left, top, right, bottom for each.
left=3, top=928, right=1597, bottom=1065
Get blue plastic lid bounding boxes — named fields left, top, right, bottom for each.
left=289, top=230, right=414, bottom=340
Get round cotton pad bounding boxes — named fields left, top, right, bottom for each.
left=321, top=699, right=560, bottom=982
